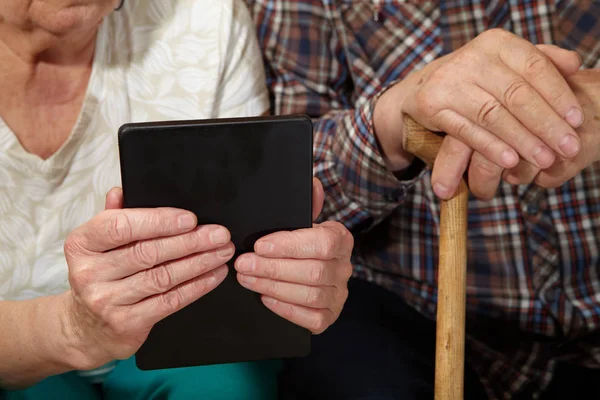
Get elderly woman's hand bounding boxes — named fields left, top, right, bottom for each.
left=234, top=178, right=354, bottom=334
left=62, top=188, right=232, bottom=370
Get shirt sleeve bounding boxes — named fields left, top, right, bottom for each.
left=246, top=0, right=426, bottom=232
left=215, top=0, right=270, bottom=118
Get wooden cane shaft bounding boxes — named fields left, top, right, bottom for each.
left=435, top=181, right=468, bottom=400
left=402, top=115, right=468, bottom=400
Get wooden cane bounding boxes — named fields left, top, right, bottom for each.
left=402, top=115, right=469, bottom=400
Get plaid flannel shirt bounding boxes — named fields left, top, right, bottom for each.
left=245, top=0, right=600, bottom=398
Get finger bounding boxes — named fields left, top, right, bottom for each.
left=467, top=151, right=504, bottom=201
left=480, top=63, right=580, bottom=160
left=237, top=273, right=340, bottom=309
left=534, top=157, right=579, bottom=189
left=499, top=39, right=585, bottom=129
left=235, top=254, right=335, bottom=286
left=134, top=264, right=229, bottom=327
left=261, top=296, right=337, bottom=334
left=502, top=159, right=540, bottom=185
left=105, top=187, right=123, bottom=210
left=430, top=135, right=473, bottom=200
left=535, top=44, right=582, bottom=76
left=104, top=225, right=232, bottom=280
left=312, top=177, right=325, bottom=221
left=113, top=243, right=235, bottom=304
left=76, top=208, right=200, bottom=252
left=254, top=221, right=353, bottom=260
left=445, top=86, right=554, bottom=168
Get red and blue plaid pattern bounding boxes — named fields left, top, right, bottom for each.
left=245, top=0, right=600, bottom=398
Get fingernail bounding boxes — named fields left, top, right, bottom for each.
left=236, top=256, right=254, bottom=272
left=558, top=135, right=580, bottom=157
left=565, top=107, right=584, bottom=128
left=532, top=146, right=554, bottom=167
left=217, top=246, right=234, bottom=259
left=238, top=274, right=257, bottom=285
left=262, top=296, right=276, bottom=305
left=256, top=241, right=274, bottom=254
left=501, top=150, right=518, bottom=167
left=208, top=266, right=228, bottom=285
left=210, top=227, right=230, bottom=245
left=178, top=213, right=197, bottom=229
left=433, top=182, right=449, bottom=199
left=215, top=266, right=228, bottom=278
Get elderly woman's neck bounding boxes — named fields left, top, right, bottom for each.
left=0, top=23, right=97, bottom=67
left=0, top=23, right=97, bottom=106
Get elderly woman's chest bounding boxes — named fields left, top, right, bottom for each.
left=0, top=132, right=121, bottom=300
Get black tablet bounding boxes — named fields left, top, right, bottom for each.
left=117, top=114, right=313, bottom=370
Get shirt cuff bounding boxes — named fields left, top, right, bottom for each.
left=332, top=91, right=427, bottom=208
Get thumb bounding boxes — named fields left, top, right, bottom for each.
left=105, top=187, right=124, bottom=210
left=312, top=177, right=325, bottom=222
left=536, top=44, right=582, bottom=76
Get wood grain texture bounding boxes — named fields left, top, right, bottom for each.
left=402, top=115, right=468, bottom=400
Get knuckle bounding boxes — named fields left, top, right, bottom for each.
left=339, top=287, right=349, bottom=303
left=159, top=290, right=182, bottom=313
left=477, top=99, right=503, bottom=127
left=64, top=233, right=86, bottom=258
left=534, top=174, right=561, bottom=189
left=502, top=79, right=530, bottom=107
left=524, top=54, right=551, bottom=76
left=311, top=312, right=329, bottom=334
left=266, top=280, right=282, bottom=298
left=182, top=230, right=200, bottom=253
left=264, top=259, right=280, bottom=280
left=309, top=262, right=326, bottom=285
left=317, top=227, right=338, bottom=259
left=414, top=87, right=439, bottom=116
left=441, top=136, right=470, bottom=162
left=282, top=232, right=302, bottom=257
left=106, top=212, right=134, bottom=244
left=131, top=240, right=159, bottom=268
left=480, top=138, right=497, bottom=158
left=474, top=156, right=501, bottom=178
left=452, top=119, right=473, bottom=142
left=69, top=264, right=95, bottom=289
left=149, top=265, right=174, bottom=293
left=547, top=89, right=568, bottom=109
left=84, top=286, right=109, bottom=316
left=332, top=222, right=354, bottom=252
left=426, top=68, right=448, bottom=87
left=479, top=28, right=512, bottom=44
left=197, top=252, right=214, bottom=270
left=340, top=261, right=353, bottom=281
left=307, top=287, right=328, bottom=308
left=106, top=312, right=131, bottom=337
left=279, top=301, right=296, bottom=320
left=480, top=27, right=501, bottom=39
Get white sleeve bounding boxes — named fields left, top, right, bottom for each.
left=214, top=0, right=269, bottom=118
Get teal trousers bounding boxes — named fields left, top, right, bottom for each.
left=1, top=357, right=281, bottom=400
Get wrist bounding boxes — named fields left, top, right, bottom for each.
left=373, top=81, right=415, bottom=172
left=52, top=292, right=98, bottom=371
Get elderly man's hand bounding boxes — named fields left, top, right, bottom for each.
left=530, top=69, right=600, bottom=188
left=235, top=178, right=354, bottom=334
left=462, top=69, right=599, bottom=193
left=375, top=28, right=585, bottom=200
